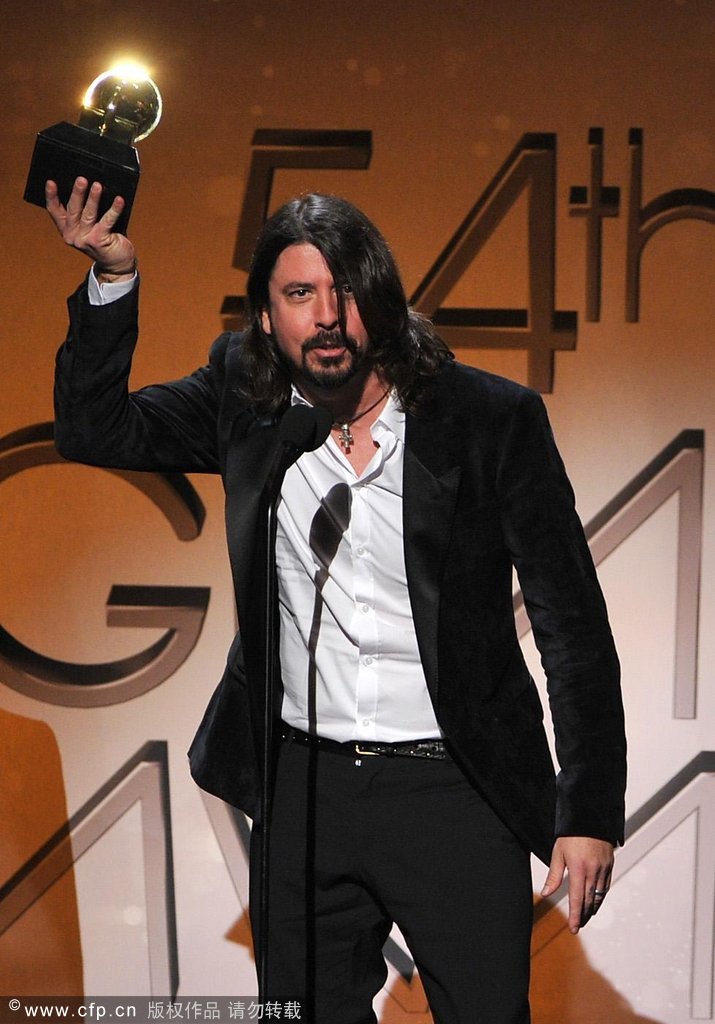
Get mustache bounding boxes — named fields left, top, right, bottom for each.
left=301, top=331, right=359, bottom=355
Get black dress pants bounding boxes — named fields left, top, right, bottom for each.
left=249, top=737, right=533, bottom=1024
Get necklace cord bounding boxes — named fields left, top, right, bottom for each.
left=332, top=389, right=389, bottom=431
left=331, top=390, right=389, bottom=454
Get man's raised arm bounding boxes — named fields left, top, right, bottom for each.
left=47, top=177, right=223, bottom=476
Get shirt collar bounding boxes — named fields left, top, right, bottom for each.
left=373, top=392, right=405, bottom=444
left=290, top=385, right=406, bottom=445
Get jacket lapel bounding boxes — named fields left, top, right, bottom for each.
left=403, top=401, right=462, bottom=703
left=223, top=417, right=281, bottom=613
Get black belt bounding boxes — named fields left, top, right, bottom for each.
left=281, top=724, right=451, bottom=761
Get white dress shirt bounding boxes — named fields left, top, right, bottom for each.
left=277, top=392, right=441, bottom=742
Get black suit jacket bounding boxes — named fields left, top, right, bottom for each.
left=55, top=282, right=626, bottom=866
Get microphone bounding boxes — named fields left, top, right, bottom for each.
left=257, top=399, right=333, bottom=1000
left=265, top=404, right=332, bottom=502
left=278, top=403, right=332, bottom=454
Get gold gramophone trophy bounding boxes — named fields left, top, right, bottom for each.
left=24, top=64, right=162, bottom=233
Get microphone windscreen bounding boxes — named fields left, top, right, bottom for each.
left=279, top=404, right=332, bottom=453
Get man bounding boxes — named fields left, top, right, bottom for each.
left=47, top=178, right=626, bottom=1024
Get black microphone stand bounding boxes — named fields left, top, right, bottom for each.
left=257, top=404, right=332, bottom=1003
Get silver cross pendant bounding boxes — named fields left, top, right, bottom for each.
left=337, top=423, right=354, bottom=453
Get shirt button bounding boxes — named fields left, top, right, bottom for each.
left=364, top=656, right=373, bottom=666
left=361, top=603, right=370, bottom=613
left=356, top=546, right=366, bottom=557
left=362, top=718, right=371, bottom=726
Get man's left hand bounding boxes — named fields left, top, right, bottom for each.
left=541, top=836, right=614, bottom=934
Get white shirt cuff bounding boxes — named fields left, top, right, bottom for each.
left=87, top=265, right=138, bottom=306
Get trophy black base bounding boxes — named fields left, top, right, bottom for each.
left=24, top=122, right=139, bottom=235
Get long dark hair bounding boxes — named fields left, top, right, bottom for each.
left=237, top=193, right=452, bottom=413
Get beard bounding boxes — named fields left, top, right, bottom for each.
left=297, top=330, right=366, bottom=390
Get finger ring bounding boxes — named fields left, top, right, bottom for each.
left=593, top=889, right=608, bottom=897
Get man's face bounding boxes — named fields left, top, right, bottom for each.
left=261, top=242, right=370, bottom=391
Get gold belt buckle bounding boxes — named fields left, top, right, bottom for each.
left=354, top=744, right=381, bottom=756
